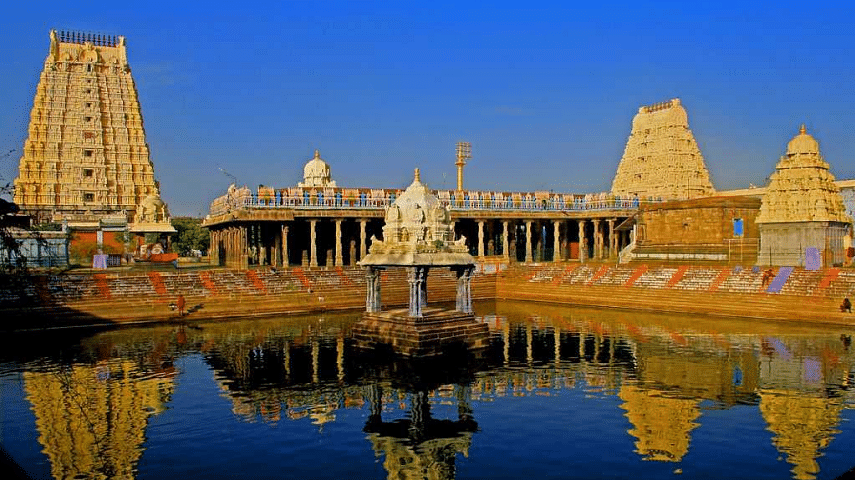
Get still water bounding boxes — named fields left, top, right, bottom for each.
left=1, top=301, right=853, bottom=480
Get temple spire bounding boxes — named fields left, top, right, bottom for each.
left=414, top=168, right=421, bottom=183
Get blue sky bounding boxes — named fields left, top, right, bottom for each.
left=2, top=1, right=854, bottom=216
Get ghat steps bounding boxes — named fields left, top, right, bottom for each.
left=1, top=263, right=854, bottom=329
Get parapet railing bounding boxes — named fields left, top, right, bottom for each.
left=209, top=188, right=661, bottom=217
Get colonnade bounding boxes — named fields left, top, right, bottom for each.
left=364, top=265, right=474, bottom=318
left=211, top=217, right=376, bottom=268
left=464, top=217, right=629, bottom=263
left=209, top=225, right=248, bottom=267
left=210, top=215, right=633, bottom=268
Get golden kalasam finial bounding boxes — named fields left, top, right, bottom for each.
left=799, top=124, right=806, bottom=135
left=314, top=149, right=320, bottom=158
left=455, top=141, right=471, bottom=191
left=414, top=168, right=421, bottom=183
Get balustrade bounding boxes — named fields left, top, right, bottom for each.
left=209, top=186, right=658, bottom=217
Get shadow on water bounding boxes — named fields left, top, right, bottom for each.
left=0, top=446, right=32, bottom=480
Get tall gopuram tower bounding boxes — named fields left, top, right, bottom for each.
left=611, top=98, right=715, bottom=200
left=13, top=30, right=174, bottom=238
left=756, top=125, right=850, bottom=266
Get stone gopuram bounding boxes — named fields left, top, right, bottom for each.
left=756, top=125, right=851, bottom=266
left=612, top=98, right=715, bottom=200
left=13, top=30, right=174, bottom=239
left=354, top=169, right=488, bottom=356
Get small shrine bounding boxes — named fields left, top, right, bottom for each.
left=756, top=125, right=851, bottom=266
left=355, top=168, right=487, bottom=356
left=298, top=149, right=337, bottom=188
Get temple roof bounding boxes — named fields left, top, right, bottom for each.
left=299, top=149, right=336, bottom=188
left=757, top=125, right=850, bottom=224
left=612, top=98, right=716, bottom=200
left=359, top=169, right=473, bottom=267
left=787, top=125, right=820, bottom=156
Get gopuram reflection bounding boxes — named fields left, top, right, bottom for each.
left=23, top=360, right=175, bottom=480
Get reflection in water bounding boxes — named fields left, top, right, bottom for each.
left=760, top=390, right=843, bottom=480
left=618, top=386, right=700, bottom=462
left=23, top=361, right=174, bottom=480
left=364, top=385, right=477, bottom=480
left=1, top=304, right=853, bottom=480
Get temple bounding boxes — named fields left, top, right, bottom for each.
left=353, top=169, right=489, bottom=355
left=611, top=98, right=716, bottom=200
left=298, top=150, right=336, bottom=188
left=756, top=125, right=851, bottom=266
left=13, top=30, right=175, bottom=251
left=204, top=148, right=640, bottom=269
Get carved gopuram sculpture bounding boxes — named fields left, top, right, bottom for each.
left=757, top=126, right=851, bottom=266
left=611, top=98, right=715, bottom=200
left=14, top=30, right=172, bottom=232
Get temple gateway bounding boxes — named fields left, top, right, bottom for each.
left=13, top=30, right=175, bottom=262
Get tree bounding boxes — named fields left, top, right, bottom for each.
left=171, top=217, right=209, bottom=256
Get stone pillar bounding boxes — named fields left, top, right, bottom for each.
left=272, top=229, right=279, bottom=267
left=230, top=227, right=236, bottom=266
left=477, top=220, right=485, bottom=257
left=228, top=227, right=234, bottom=266
left=592, top=219, right=601, bottom=260
left=577, top=219, right=587, bottom=263
left=240, top=225, right=249, bottom=269
left=407, top=267, right=426, bottom=318
left=209, top=230, right=217, bottom=266
left=365, top=269, right=374, bottom=312
left=608, top=218, right=616, bottom=259
left=554, top=326, right=561, bottom=363
left=281, top=225, right=289, bottom=267
left=502, top=220, right=509, bottom=260
left=335, top=219, right=343, bottom=267
left=553, top=220, right=561, bottom=262
left=359, top=219, right=368, bottom=260
left=309, top=219, right=318, bottom=267
left=454, top=266, right=474, bottom=314
left=525, top=220, right=533, bottom=263
left=365, top=267, right=382, bottom=313
left=465, top=266, right=473, bottom=313
left=420, top=267, right=429, bottom=309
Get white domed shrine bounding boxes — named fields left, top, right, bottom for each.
left=360, top=168, right=475, bottom=316
left=355, top=169, right=486, bottom=355
left=298, top=149, right=336, bottom=188
left=364, top=168, right=470, bottom=260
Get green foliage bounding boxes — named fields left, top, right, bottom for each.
left=171, top=217, right=209, bottom=256
left=31, top=222, right=62, bottom=231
